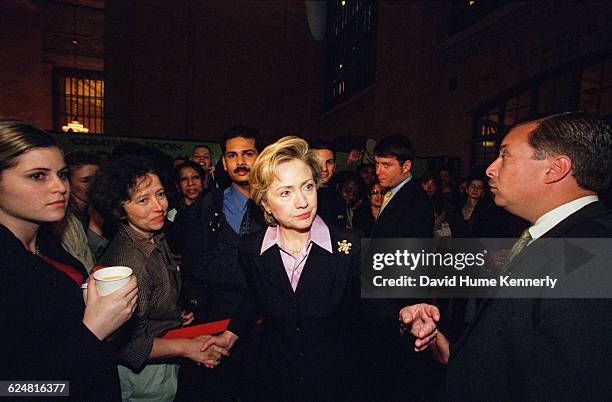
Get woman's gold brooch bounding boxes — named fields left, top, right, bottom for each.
left=337, top=240, right=352, bottom=254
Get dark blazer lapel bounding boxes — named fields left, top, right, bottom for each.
left=377, top=188, right=401, bottom=222
left=504, top=202, right=608, bottom=275
left=453, top=236, right=552, bottom=356
left=376, top=179, right=414, bottom=224
left=295, top=244, right=333, bottom=296
left=260, top=245, right=296, bottom=299
left=0, top=226, right=67, bottom=289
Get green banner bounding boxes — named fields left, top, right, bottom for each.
left=49, top=131, right=222, bottom=162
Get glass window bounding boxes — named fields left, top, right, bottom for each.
left=450, top=0, right=505, bottom=36
left=473, top=56, right=612, bottom=172
left=54, top=68, right=104, bottom=134
left=324, top=0, right=377, bottom=110
left=579, top=60, right=612, bottom=115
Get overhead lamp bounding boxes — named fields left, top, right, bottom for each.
left=62, top=120, right=89, bottom=133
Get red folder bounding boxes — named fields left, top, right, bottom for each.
left=161, top=319, right=230, bottom=339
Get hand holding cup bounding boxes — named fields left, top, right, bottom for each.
left=82, top=275, right=138, bottom=341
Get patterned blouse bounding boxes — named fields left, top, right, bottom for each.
left=99, top=224, right=182, bottom=370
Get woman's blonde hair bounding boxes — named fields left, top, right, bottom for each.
left=250, top=136, right=322, bottom=226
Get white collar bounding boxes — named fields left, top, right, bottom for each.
left=528, top=195, right=599, bottom=240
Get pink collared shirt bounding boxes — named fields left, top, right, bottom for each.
left=260, top=215, right=333, bottom=291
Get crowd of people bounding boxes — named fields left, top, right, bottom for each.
left=1, top=112, right=611, bottom=401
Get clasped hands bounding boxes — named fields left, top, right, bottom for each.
left=186, top=335, right=229, bottom=367
left=197, top=331, right=239, bottom=369
left=399, top=303, right=440, bottom=352
left=179, top=312, right=229, bottom=367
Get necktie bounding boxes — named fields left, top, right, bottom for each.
left=239, top=201, right=252, bottom=236
left=503, top=228, right=532, bottom=271
left=378, top=191, right=392, bottom=218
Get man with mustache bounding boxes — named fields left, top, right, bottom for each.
left=176, top=125, right=266, bottom=400
left=179, top=125, right=265, bottom=322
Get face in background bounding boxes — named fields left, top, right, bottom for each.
left=421, top=177, right=438, bottom=197
left=313, top=148, right=335, bottom=184
left=177, top=166, right=203, bottom=205
left=467, top=179, right=485, bottom=200
left=458, top=180, right=469, bottom=194
left=369, top=182, right=384, bottom=208
left=439, top=169, right=451, bottom=187
left=0, top=147, right=69, bottom=227
left=359, top=165, right=376, bottom=186
left=69, top=164, right=99, bottom=207
left=262, top=159, right=317, bottom=233
left=486, top=123, right=546, bottom=218
left=190, top=146, right=212, bottom=169
left=374, top=155, right=411, bottom=189
left=340, top=179, right=359, bottom=206
left=222, top=136, right=258, bottom=187
left=122, top=173, right=168, bottom=237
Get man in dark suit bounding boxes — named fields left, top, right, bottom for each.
left=311, top=139, right=347, bottom=229
left=401, top=112, right=612, bottom=400
left=372, top=134, right=433, bottom=238
left=175, top=125, right=266, bottom=401
left=363, top=134, right=435, bottom=399
left=178, top=125, right=265, bottom=321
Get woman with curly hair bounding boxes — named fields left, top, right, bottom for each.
left=91, top=155, right=227, bottom=401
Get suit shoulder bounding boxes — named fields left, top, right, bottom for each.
left=239, top=228, right=268, bottom=252
left=179, top=189, right=222, bottom=225
left=568, top=214, right=612, bottom=237
left=194, top=188, right=222, bottom=210
left=558, top=202, right=612, bottom=237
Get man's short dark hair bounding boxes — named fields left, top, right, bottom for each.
left=310, top=139, right=336, bottom=160
left=64, top=151, right=101, bottom=169
left=220, top=125, right=262, bottom=154
left=374, top=134, right=415, bottom=165
left=526, top=112, right=612, bottom=192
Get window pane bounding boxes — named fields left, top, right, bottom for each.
left=599, top=88, right=612, bottom=115
left=54, top=69, right=104, bottom=134
left=324, top=0, right=377, bottom=110
left=581, top=64, right=602, bottom=93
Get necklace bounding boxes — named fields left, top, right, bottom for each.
left=32, top=245, right=40, bottom=256
left=290, top=248, right=301, bottom=254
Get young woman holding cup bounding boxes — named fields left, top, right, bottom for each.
left=0, top=120, right=138, bottom=400
left=91, top=155, right=227, bottom=401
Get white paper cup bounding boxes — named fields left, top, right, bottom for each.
left=93, top=266, right=133, bottom=296
left=82, top=282, right=88, bottom=303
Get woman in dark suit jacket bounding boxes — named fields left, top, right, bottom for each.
left=204, top=136, right=362, bottom=401
left=0, top=120, right=138, bottom=400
